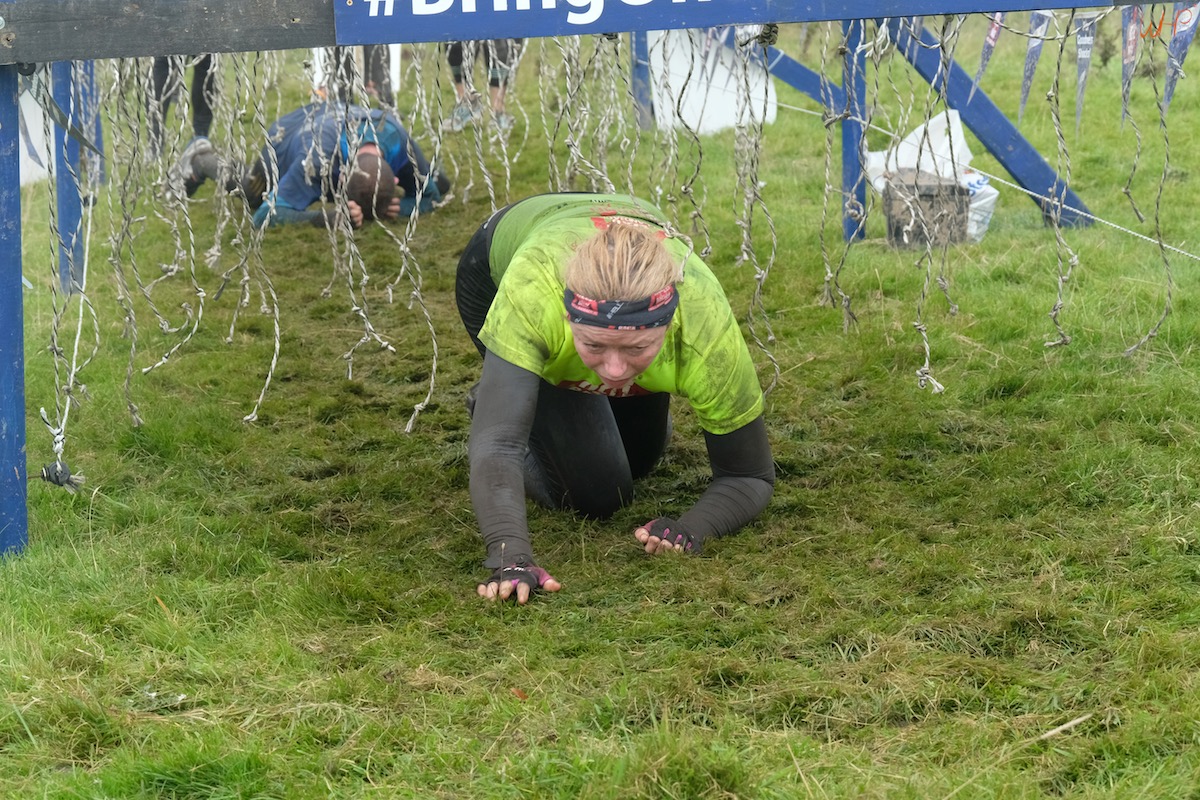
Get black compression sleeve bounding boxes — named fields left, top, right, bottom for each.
left=468, top=352, right=542, bottom=568
left=676, top=415, right=774, bottom=543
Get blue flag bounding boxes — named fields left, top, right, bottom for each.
left=1019, top=10, right=1053, bottom=124
left=1121, top=5, right=1142, bottom=125
left=969, top=12, right=1005, bottom=104
left=1075, top=12, right=1099, bottom=135
left=1164, top=2, right=1200, bottom=115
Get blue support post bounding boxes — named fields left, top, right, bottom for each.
left=762, top=46, right=846, bottom=110
left=0, top=63, right=29, bottom=556
left=630, top=31, right=653, bottom=131
left=841, top=19, right=867, bottom=241
left=888, top=19, right=1092, bottom=226
left=81, top=60, right=105, bottom=186
left=52, top=61, right=84, bottom=293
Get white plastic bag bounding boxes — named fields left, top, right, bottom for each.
left=960, top=169, right=999, bottom=244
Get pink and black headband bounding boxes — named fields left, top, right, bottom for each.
left=563, top=285, right=678, bottom=330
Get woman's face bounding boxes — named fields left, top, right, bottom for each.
left=570, top=323, right=668, bottom=389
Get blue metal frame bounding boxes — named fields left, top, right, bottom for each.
left=1, top=64, right=28, bottom=556
left=841, top=19, right=868, bottom=241
left=763, top=46, right=845, bottom=110
left=53, top=61, right=85, bottom=292
left=762, top=19, right=1093, bottom=237
left=887, top=18, right=1090, bottom=227
left=0, top=5, right=1122, bottom=554
left=631, top=31, right=653, bottom=130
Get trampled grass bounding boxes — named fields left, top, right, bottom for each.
left=8, top=18, right=1200, bottom=798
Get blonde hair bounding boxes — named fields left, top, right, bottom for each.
left=565, top=222, right=683, bottom=301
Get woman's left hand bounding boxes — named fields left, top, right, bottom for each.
left=634, top=517, right=699, bottom=554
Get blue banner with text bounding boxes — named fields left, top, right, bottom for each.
left=335, top=0, right=760, bottom=45
left=332, top=1, right=1144, bottom=47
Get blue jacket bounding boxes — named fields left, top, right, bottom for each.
left=255, top=101, right=439, bottom=226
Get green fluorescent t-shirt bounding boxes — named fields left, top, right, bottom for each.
left=479, top=193, right=764, bottom=435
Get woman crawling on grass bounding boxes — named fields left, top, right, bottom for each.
left=456, top=193, right=775, bottom=604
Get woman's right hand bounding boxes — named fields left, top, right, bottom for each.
left=634, top=517, right=701, bottom=554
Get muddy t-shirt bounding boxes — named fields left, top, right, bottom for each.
left=479, top=193, right=763, bottom=435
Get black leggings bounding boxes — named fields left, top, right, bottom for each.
left=150, top=54, right=214, bottom=141
left=455, top=207, right=670, bottom=515
left=445, top=40, right=523, bottom=88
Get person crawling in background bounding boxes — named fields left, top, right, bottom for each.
left=174, top=100, right=451, bottom=229
left=456, top=192, right=775, bottom=604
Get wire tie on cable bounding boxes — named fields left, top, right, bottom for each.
left=757, top=24, right=780, bottom=47
left=40, top=461, right=86, bottom=493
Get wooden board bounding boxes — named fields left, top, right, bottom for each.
left=0, top=0, right=335, bottom=65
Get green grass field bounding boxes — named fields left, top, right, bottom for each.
left=8, top=17, right=1200, bottom=798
